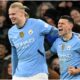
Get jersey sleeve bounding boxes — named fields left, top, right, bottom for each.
left=76, top=43, right=80, bottom=54
left=50, top=40, right=57, bottom=54
left=11, top=46, right=18, bottom=75
left=37, top=19, right=58, bottom=35
left=46, top=28, right=59, bottom=44
left=75, top=33, right=80, bottom=53
left=8, top=30, right=18, bottom=75
left=8, top=31, right=14, bottom=46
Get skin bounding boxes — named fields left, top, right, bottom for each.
left=8, top=63, right=12, bottom=75
left=51, top=58, right=59, bottom=70
left=0, top=44, right=6, bottom=58
left=8, top=7, right=27, bottom=28
left=48, top=67, right=60, bottom=79
left=58, top=19, right=73, bottom=40
left=68, top=66, right=80, bottom=75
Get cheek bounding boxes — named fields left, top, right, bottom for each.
left=71, top=14, right=76, bottom=19
left=69, top=27, right=72, bottom=31
left=72, top=13, right=79, bottom=19
left=66, top=27, right=71, bottom=32
left=8, top=65, right=12, bottom=71
left=63, top=26, right=67, bottom=31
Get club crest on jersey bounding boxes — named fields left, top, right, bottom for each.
left=61, top=43, right=65, bottom=50
left=19, top=32, right=24, bottom=38
left=28, top=29, right=33, bottom=35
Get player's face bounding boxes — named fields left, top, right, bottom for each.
left=9, top=7, right=23, bottom=24
left=58, top=19, right=72, bottom=36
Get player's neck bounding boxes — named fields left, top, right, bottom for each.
left=17, top=17, right=27, bottom=28
left=63, top=32, right=73, bottom=41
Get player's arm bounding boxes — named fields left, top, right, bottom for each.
left=68, top=42, right=80, bottom=75
left=46, top=26, right=59, bottom=44
left=68, top=33, right=80, bottom=75
left=68, top=66, right=80, bottom=75
left=38, top=19, right=58, bottom=35
left=46, top=40, right=57, bottom=59
left=11, top=46, right=18, bottom=76
left=8, top=31, right=18, bottom=76
left=38, top=19, right=59, bottom=44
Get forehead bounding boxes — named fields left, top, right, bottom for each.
left=71, top=10, right=79, bottom=13
left=58, top=19, right=69, bottom=23
left=0, top=44, right=5, bottom=48
left=41, top=5, right=49, bottom=9
left=9, top=7, right=21, bottom=13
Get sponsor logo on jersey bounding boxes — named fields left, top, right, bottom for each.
left=16, top=38, right=35, bottom=49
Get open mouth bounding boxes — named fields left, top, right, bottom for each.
left=58, top=29, right=63, bottom=31
left=12, top=19, right=16, bottom=21
left=11, top=18, right=16, bottom=21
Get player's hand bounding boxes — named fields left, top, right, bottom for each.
left=68, top=66, right=79, bottom=75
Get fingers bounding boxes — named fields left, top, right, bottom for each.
left=68, top=66, right=75, bottom=75
left=68, top=66, right=74, bottom=69
left=68, top=69, right=73, bottom=75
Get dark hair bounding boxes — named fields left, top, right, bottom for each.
left=47, top=54, right=58, bottom=66
left=7, top=58, right=11, bottom=64
left=70, top=7, right=80, bottom=13
left=60, top=15, right=74, bottom=24
left=0, top=9, right=6, bottom=17
left=0, top=39, right=7, bottom=47
left=44, top=8, right=60, bottom=25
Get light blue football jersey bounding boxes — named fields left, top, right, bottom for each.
left=8, top=18, right=58, bottom=77
left=51, top=33, right=80, bottom=79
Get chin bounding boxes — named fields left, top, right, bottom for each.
left=59, top=33, right=63, bottom=36
left=59, top=32, right=62, bottom=36
left=59, top=32, right=64, bottom=36
left=12, top=22, right=16, bottom=24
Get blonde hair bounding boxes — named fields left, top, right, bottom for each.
left=36, top=2, right=54, bottom=17
left=9, top=2, right=29, bottom=17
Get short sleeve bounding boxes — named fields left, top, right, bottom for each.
left=8, top=30, right=14, bottom=46
left=37, top=19, right=52, bottom=35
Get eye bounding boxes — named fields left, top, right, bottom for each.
left=12, top=13, right=16, bottom=15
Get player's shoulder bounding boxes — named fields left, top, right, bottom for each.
left=8, top=25, right=17, bottom=35
left=28, top=18, right=38, bottom=21
left=54, top=37, right=61, bottom=44
left=28, top=18, right=44, bottom=23
left=73, top=32, right=80, bottom=40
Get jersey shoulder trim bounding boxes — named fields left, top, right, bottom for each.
left=76, top=33, right=80, bottom=39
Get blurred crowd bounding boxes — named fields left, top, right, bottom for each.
left=0, top=0, right=80, bottom=79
